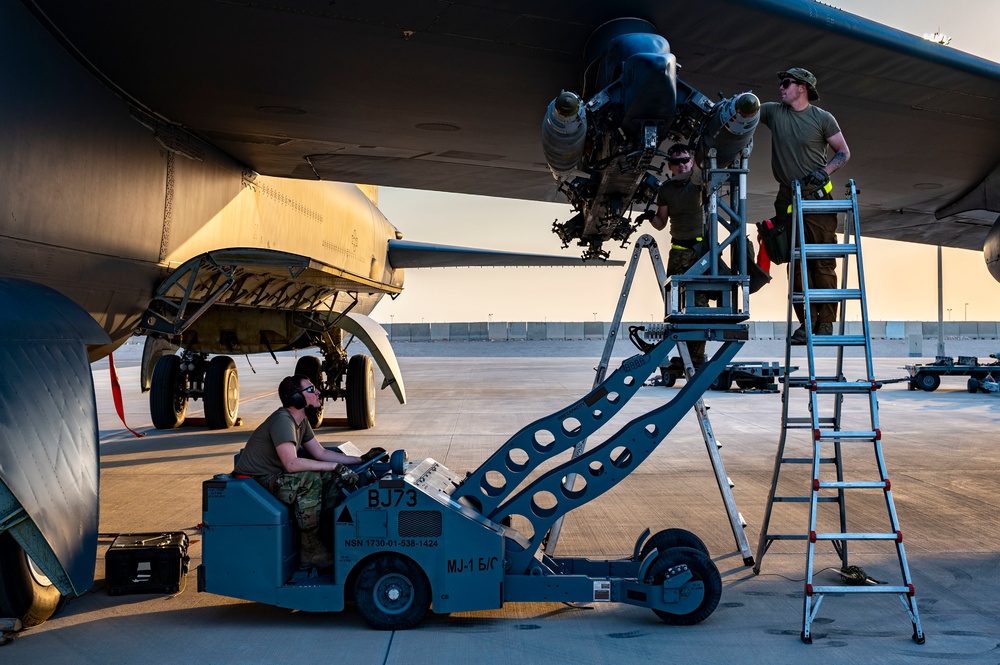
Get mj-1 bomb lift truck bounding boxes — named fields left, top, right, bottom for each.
left=198, top=327, right=745, bottom=629
left=198, top=148, right=756, bottom=630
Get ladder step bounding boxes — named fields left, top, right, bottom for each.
left=785, top=416, right=836, bottom=426
left=811, top=335, right=868, bottom=347
left=779, top=457, right=838, bottom=464
left=813, top=532, right=901, bottom=541
left=773, top=496, right=840, bottom=502
left=817, top=481, right=887, bottom=490
left=808, top=586, right=913, bottom=595
left=796, top=243, right=859, bottom=259
left=791, top=289, right=862, bottom=302
left=766, top=534, right=810, bottom=541
left=797, top=200, right=856, bottom=214
left=815, top=430, right=879, bottom=441
left=810, top=381, right=876, bottom=392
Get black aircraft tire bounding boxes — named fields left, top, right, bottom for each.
left=294, top=355, right=325, bottom=428
left=916, top=372, right=940, bottom=392
left=150, top=355, right=187, bottom=429
left=346, top=354, right=375, bottom=430
left=204, top=356, right=239, bottom=429
left=646, top=546, right=722, bottom=626
left=639, top=528, right=710, bottom=561
left=710, top=371, right=732, bottom=391
left=0, top=532, right=61, bottom=628
left=968, top=377, right=979, bottom=393
left=354, top=554, right=430, bottom=630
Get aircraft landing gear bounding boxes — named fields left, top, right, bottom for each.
left=295, top=354, right=326, bottom=428
left=297, top=327, right=377, bottom=430
left=0, top=532, right=61, bottom=628
left=346, top=353, right=376, bottom=429
left=149, top=351, right=239, bottom=430
left=204, top=356, right=240, bottom=429
left=150, top=355, right=188, bottom=429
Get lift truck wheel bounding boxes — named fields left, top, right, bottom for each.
left=638, top=528, right=710, bottom=561
left=294, top=355, right=325, bottom=428
left=0, top=532, right=61, bottom=628
left=646, top=546, right=722, bottom=625
left=204, top=355, right=239, bottom=429
left=658, top=367, right=677, bottom=388
left=354, top=554, right=430, bottom=630
left=346, top=354, right=376, bottom=430
left=968, top=377, right=979, bottom=393
left=150, top=354, right=187, bottom=429
left=915, top=372, right=940, bottom=392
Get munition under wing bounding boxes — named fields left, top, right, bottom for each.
left=543, top=18, right=760, bottom=261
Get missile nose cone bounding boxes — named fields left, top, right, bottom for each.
left=555, top=91, right=582, bottom=116
left=736, top=92, right=760, bottom=117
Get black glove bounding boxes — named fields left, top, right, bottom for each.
left=361, top=447, right=387, bottom=463
left=635, top=210, right=656, bottom=225
left=335, top=465, right=359, bottom=489
left=800, top=168, right=829, bottom=190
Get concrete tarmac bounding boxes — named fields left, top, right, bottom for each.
left=4, top=341, right=1000, bottom=664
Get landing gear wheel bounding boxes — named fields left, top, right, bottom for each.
left=353, top=554, right=430, bottom=630
left=0, top=533, right=61, bottom=628
left=150, top=355, right=187, bottom=429
left=638, top=528, right=710, bottom=561
left=346, top=354, right=375, bottom=430
left=916, top=372, right=940, bottom=392
left=295, top=355, right=325, bottom=428
left=204, top=356, right=239, bottom=429
left=710, top=371, right=732, bottom=391
left=645, top=546, right=722, bottom=625
left=968, top=377, right=979, bottom=393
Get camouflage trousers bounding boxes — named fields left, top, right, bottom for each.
left=256, top=471, right=340, bottom=532
left=775, top=190, right=839, bottom=325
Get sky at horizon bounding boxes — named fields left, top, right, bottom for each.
left=373, top=1, right=1000, bottom=324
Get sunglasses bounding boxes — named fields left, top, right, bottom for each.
left=668, top=156, right=691, bottom=165
left=298, top=385, right=316, bottom=394
left=779, top=79, right=801, bottom=89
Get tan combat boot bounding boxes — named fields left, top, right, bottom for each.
left=299, top=528, right=334, bottom=570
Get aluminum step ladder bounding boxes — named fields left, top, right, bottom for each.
left=752, top=179, right=924, bottom=644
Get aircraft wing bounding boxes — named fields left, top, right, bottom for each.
left=29, top=0, right=1000, bottom=254
left=387, top=240, right=625, bottom=268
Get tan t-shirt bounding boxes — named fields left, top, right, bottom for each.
left=760, top=101, right=841, bottom=188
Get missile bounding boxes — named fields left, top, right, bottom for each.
left=695, top=91, right=760, bottom=167
left=542, top=91, right=587, bottom=180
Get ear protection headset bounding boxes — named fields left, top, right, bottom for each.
left=278, top=375, right=311, bottom=409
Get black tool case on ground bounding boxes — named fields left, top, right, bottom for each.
left=106, top=532, right=190, bottom=595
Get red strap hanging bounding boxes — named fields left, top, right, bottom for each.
left=108, top=353, right=145, bottom=438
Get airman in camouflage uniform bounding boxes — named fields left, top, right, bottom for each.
left=234, top=374, right=383, bottom=570
left=649, top=143, right=708, bottom=366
